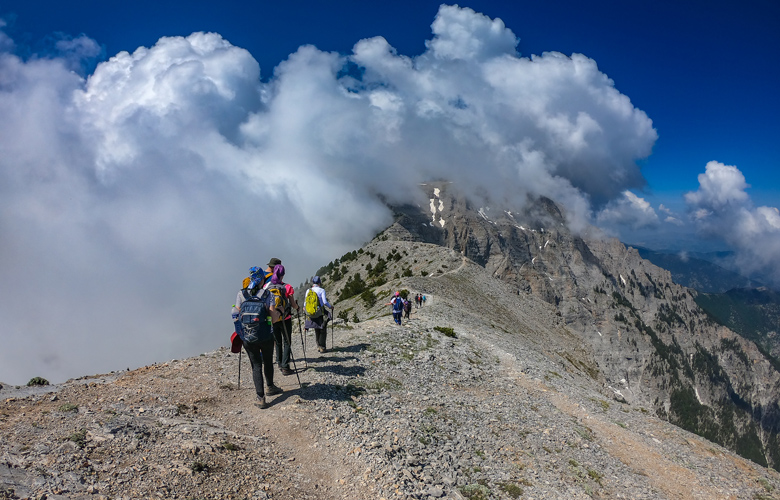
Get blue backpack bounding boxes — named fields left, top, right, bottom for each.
left=237, top=290, right=273, bottom=344
left=392, top=297, right=404, bottom=313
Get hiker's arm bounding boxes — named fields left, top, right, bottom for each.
left=320, top=289, right=333, bottom=309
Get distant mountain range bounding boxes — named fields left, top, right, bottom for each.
left=633, top=246, right=780, bottom=365
left=695, top=287, right=780, bottom=362
left=632, top=246, right=762, bottom=293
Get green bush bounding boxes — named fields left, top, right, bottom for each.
left=340, top=273, right=368, bottom=300
left=67, top=429, right=87, bottom=448
left=27, top=377, right=49, bottom=386
left=434, top=326, right=457, bottom=338
left=360, top=289, right=377, bottom=308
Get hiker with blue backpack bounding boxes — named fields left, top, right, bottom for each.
left=388, top=291, right=405, bottom=325
left=304, top=276, right=333, bottom=353
left=232, top=266, right=283, bottom=409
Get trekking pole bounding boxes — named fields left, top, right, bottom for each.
left=297, top=310, right=308, bottom=369
left=237, top=350, right=242, bottom=389
left=331, top=307, right=335, bottom=350
left=281, top=319, right=303, bottom=389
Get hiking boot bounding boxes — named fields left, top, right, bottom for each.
left=318, top=347, right=327, bottom=353
left=266, top=385, right=283, bottom=396
left=255, top=397, right=268, bottom=409
left=280, top=368, right=294, bottom=376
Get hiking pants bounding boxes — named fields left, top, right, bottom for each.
left=315, top=327, right=327, bottom=349
left=273, top=318, right=293, bottom=369
left=243, top=339, right=275, bottom=399
left=392, top=311, right=402, bottom=325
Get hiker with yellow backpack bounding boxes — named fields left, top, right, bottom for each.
left=264, top=264, right=300, bottom=376
left=304, top=276, right=333, bottom=353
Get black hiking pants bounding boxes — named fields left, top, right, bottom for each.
left=243, top=339, right=275, bottom=399
left=273, top=318, right=293, bottom=369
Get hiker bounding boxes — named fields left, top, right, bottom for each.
left=416, top=293, right=421, bottom=308
left=265, top=264, right=299, bottom=376
left=403, top=295, right=412, bottom=320
left=304, top=275, right=333, bottom=353
left=388, top=291, right=404, bottom=325
left=422, top=294, right=427, bottom=306
left=232, top=267, right=283, bottom=409
left=265, top=257, right=282, bottom=282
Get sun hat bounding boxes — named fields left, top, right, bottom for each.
left=267, top=257, right=282, bottom=267
left=312, top=275, right=322, bottom=285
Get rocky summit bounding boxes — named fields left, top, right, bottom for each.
left=3, top=185, right=780, bottom=499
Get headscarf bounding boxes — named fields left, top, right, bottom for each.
left=271, top=264, right=285, bottom=285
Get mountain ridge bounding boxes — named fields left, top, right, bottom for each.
left=3, top=240, right=780, bottom=499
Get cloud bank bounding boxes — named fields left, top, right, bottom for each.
left=0, top=5, right=658, bottom=384
left=685, top=161, right=780, bottom=283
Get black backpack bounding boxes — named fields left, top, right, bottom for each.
left=238, top=289, right=273, bottom=344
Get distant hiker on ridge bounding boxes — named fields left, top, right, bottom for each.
left=232, top=267, right=283, bottom=409
left=388, top=291, right=404, bottom=325
left=304, top=275, right=333, bottom=353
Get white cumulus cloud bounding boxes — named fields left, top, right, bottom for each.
left=685, top=161, right=780, bottom=284
left=596, top=191, right=660, bottom=229
left=0, top=5, right=659, bottom=384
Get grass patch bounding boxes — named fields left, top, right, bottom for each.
left=434, top=326, right=456, bottom=338
left=355, top=378, right=403, bottom=392
left=221, top=440, right=239, bottom=451
left=190, top=460, right=209, bottom=473
left=499, top=482, right=524, bottom=498
left=587, top=469, right=603, bottom=484
left=67, top=429, right=87, bottom=448
left=460, top=483, right=491, bottom=500
left=575, top=426, right=595, bottom=442
left=59, top=403, right=79, bottom=413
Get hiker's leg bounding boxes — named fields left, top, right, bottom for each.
left=259, top=339, right=275, bottom=387
left=272, top=322, right=284, bottom=366
left=315, top=327, right=326, bottom=348
left=282, top=318, right=293, bottom=368
left=243, top=343, right=265, bottom=399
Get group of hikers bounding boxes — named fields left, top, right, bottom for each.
left=387, top=292, right=427, bottom=325
left=232, top=257, right=431, bottom=408
left=231, top=258, right=333, bottom=409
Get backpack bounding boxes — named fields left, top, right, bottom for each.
left=265, top=284, right=290, bottom=323
left=392, top=297, right=404, bottom=313
left=238, top=290, right=273, bottom=344
left=305, top=289, right=324, bottom=318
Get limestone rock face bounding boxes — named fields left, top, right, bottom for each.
left=389, top=183, right=780, bottom=470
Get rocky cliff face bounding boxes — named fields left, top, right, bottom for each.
left=387, top=183, right=780, bottom=471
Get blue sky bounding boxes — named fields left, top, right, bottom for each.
left=4, top=0, right=778, bottom=208
left=1, top=0, right=779, bottom=384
